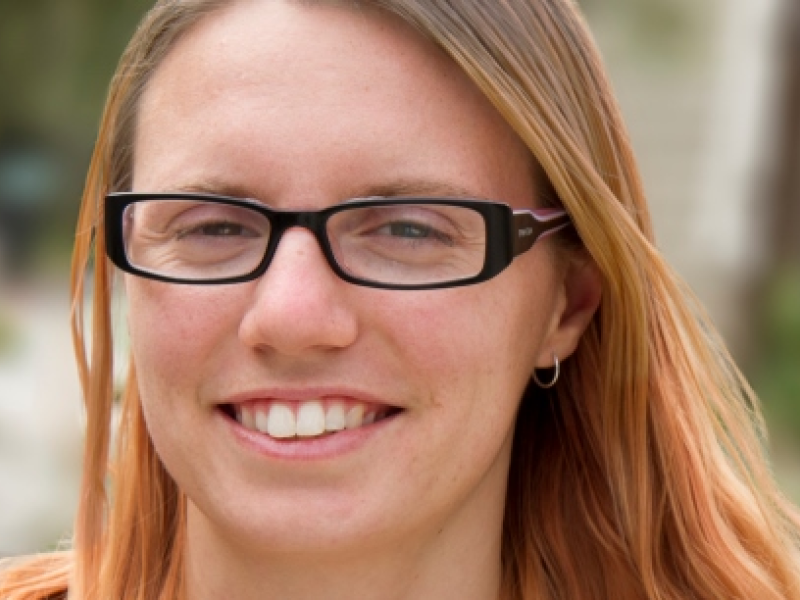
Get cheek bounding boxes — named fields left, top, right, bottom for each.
left=364, top=271, right=555, bottom=506
left=375, top=264, right=554, bottom=416
left=126, top=279, right=243, bottom=405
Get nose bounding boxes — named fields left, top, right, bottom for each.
left=238, top=228, right=359, bottom=356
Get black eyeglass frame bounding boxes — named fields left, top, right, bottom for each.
left=104, top=192, right=572, bottom=290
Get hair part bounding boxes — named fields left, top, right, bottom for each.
left=3, top=1, right=799, bottom=598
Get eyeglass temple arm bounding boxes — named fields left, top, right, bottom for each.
left=511, top=209, right=572, bottom=257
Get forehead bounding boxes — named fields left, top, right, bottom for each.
left=146, top=2, right=457, bottom=97
left=134, top=0, right=535, bottom=206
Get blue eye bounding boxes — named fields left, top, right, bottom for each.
left=388, top=222, right=433, bottom=239
left=375, top=220, right=454, bottom=247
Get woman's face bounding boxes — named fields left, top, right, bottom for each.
left=128, top=0, right=595, bottom=556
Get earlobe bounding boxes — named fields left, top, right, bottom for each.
left=532, top=353, right=560, bottom=388
left=536, top=252, right=602, bottom=368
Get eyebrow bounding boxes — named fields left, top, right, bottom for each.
left=353, top=179, right=491, bottom=201
left=166, top=177, right=493, bottom=204
left=171, top=180, right=257, bottom=199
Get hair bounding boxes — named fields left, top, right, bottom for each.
left=3, top=0, right=800, bottom=598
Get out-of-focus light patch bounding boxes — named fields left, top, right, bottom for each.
left=0, top=283, right=82, bottom=555
left=693, top=0, right=782, bottom=274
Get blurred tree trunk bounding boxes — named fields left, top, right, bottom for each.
left=766, top=0, right=800, bottom=264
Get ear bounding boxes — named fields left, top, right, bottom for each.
left=536, top=251, right=602, bottom=368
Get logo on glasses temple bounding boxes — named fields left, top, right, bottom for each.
left=519, top=228, right=534, bottom=237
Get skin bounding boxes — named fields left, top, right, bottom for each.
left=127, top=1, right=601, bottom=599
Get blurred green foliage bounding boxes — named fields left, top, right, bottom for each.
left=0, top=308, right=18, bottom=355
left=579, top=0, right=705, bottom=61
left=1, top=0, right=152, bottom=142
left=755, top=268, right=800, bottom=438
left=0, top=0, right=152, bottom=272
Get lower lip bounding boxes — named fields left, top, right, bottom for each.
left=217, top=408, right=400, bottom=461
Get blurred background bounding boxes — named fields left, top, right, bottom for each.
left=1, top=0, right=798, bottom=556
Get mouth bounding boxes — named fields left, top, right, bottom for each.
left=220, top=399, right=402, bottom=441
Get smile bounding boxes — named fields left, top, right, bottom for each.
left=225, top=400, right=400, bottom=440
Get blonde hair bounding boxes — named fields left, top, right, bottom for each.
left=2, top=0, right=799, bottom=598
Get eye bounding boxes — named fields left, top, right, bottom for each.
left=382, top=221, right=450, bottom=243
left=344, top=206, right=460, bottom=247
left=178, top=221, right=257, bottom=239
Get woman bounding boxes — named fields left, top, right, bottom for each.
left=2, top=0, right=799, bottom=598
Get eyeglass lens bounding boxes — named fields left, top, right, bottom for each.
left=122, top=199, right=488, bottom=286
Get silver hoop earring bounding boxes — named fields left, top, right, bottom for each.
left=532, top=354, right=560, bottom=389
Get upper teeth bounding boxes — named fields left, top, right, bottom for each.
left=235, top=400, right=386, bottom=439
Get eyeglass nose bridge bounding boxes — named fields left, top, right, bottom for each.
left=257, top=209, right=339, bottom=278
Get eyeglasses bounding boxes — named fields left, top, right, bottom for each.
left=104, top=193, right=571, bottom=290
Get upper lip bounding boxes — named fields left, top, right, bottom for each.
left=216, top=386, right=402, bottom=409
